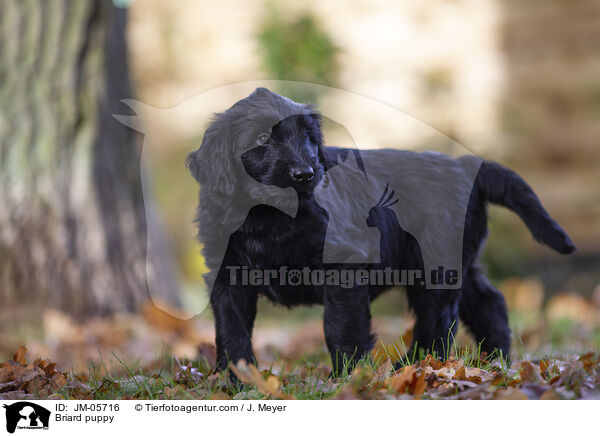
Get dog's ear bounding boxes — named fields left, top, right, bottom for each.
left=252, top=87, right=273, bottom=97
left=307, top=112, right=329, bottom=170
left=185, top=141, right=203, bottom=184
left=186, top=116, right=235, bottom=197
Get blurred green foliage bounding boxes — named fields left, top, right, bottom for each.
left=257, top=4, right=339, bottom=102
left=482, top=208, right=533, bottom=282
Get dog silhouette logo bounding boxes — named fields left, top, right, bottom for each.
left=2, top=402, right=50, bottom=433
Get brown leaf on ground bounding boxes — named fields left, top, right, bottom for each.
left=420, top=354, right=443, bottom=370
left=412, top=371, right=427, bottom=397
left=373, top=359, right=393, bottom=383
left=0, top=366, right=37, bottom=385
left=455, top=382, right=494, bottom=400
left=519, top=361, right=539, bottom=383
left=493, top=388, right=528, bottom=400
left=163, top=386, right=180, bottom=397
left=50, top=373, right=67, bottom=390
left=33, top=359, right=57, bottom=378
left=519, top=383, right=551, bottom=399
left=549, top=374, right=561, bottom=385
left=432, top=365, right=456, bottom=379
left=209, top=391, right=231, bottom=400
left=540, top=389, right=561, bottom=400
left=229, top=360, right=294, bottom=400
left=578, top=352, right=598, bottom=373
left=349, top=366, right=375, bottom=392
left=385, top=365, right=417, bottom=394
left=67, top=379, right=94, bottom=400
left=454, top=366, right=485, bottom=384
left=554, top=361, right=587, bottom=390
left=333, top=383, right=361, bottom=400
left=0, top=390, right=35, bottom=400
left=0, top=347, right=69, bottom=399
left=13, top=346, right=28, bottom=365
left=455, top=366, right=467, bottom=380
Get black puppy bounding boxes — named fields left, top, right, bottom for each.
left=186, top=88, right=575, bottom=374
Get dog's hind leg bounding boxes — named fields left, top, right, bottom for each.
left=323, top=286, right=375, bottom=376
left=458, top=265, right=511, bottom=361
left=406, top=288, right=460, bottom=361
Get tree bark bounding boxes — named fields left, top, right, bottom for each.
left=0, top=0, right=179, bottom=318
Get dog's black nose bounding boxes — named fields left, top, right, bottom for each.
left=290, top=165, right=314, bottom=182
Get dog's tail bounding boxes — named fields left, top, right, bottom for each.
left=476, top=161, right=576, bottom=254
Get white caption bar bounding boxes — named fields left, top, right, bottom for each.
left=0, top=400, right=594, bottom=435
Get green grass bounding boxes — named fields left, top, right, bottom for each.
left=2, top=307, right=597, bottom=400
left=51, top=332, right=523, bottom=400
left=36, top=342, right=599, bottom=400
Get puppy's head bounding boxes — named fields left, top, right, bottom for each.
left=186, top=88, right=327, bottom=200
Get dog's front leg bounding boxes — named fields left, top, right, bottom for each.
left=323, top=285, right=374, bottom=376
left=210, top=284, right=258, bottom=372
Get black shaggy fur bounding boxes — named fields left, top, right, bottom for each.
left=187, top=88, right=575, bottom=375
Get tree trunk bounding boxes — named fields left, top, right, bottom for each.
left=0, top=0, right=179, bottom=319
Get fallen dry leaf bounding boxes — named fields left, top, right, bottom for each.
left=334, top=383, right=361, bottom=400
left=0, top=390, right=35, bottom=400
left=385, top=365, right=416, bottom=394
left=412, top=371, right=427, bottom=397
left=493, top=388, right=528, bottom=400
left=13, top=346, right=28, bottom=365
left=230, top=360, right=294, bottom=399
left=519, top=361, right=540, bottom=383
left=455, top=366, right=484, bottom=384
left=539, top=389, right=561, bottom=400
left=420, top=355, right=443, bottom=370
left=578, top=353, right=598, bottom=373
left=209, top=391, right=231, bottom=400
left=373, top=359, right=393, bottom=383
left=0, top=347, right=69, bottom=399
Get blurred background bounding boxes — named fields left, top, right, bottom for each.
left=0, top=0, right=598, bottom=368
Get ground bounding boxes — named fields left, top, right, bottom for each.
left=1, top=282, right=599, bottom=400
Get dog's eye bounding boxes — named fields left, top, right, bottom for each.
left=304, top=130, right=318, bottom=146
left=256, top=133, right=270, bottom=145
